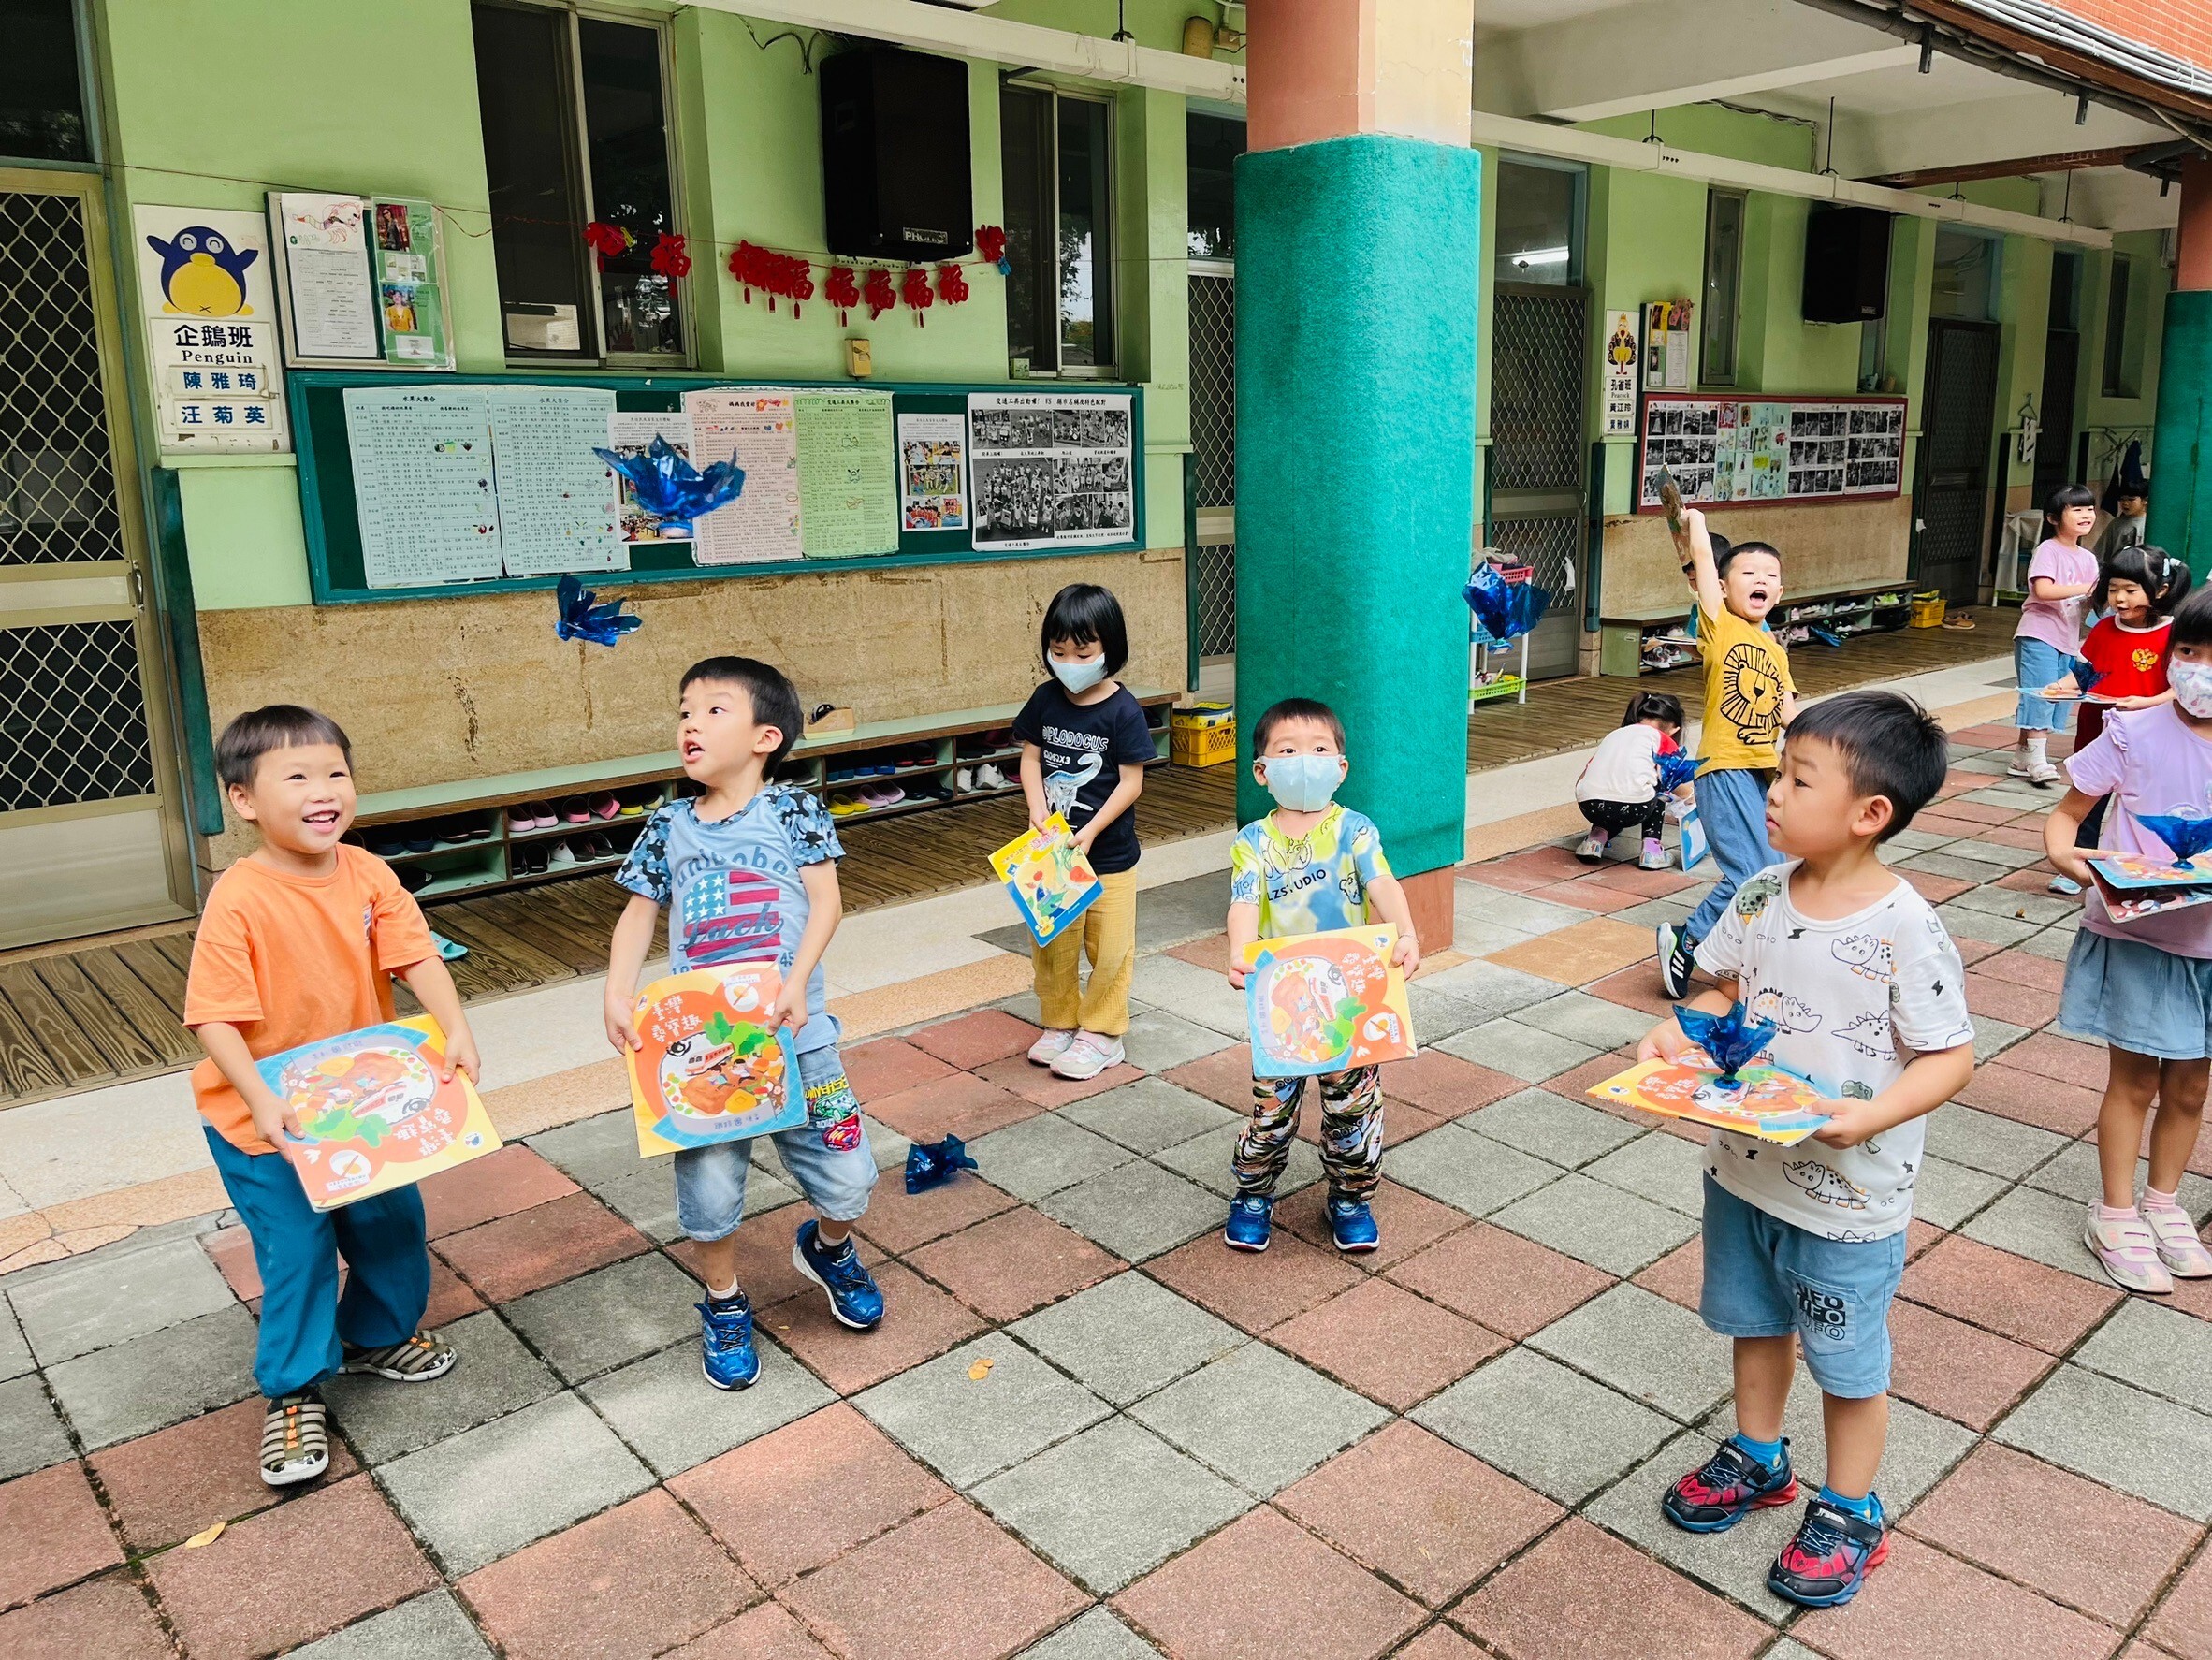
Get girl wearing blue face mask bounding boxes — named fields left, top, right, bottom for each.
left=1014, top=583, right=1154, bottom=1082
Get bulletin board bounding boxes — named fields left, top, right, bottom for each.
left=289, top=371, right=1146, bottom=604
left=1636, top=392, right=1906, bottom=512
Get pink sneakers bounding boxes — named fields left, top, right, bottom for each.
left=2085, top=1206, right=2174, bottom=1294
left=2146, top=1200, right=2212, bottom=1278
left=1026, top=1028, right=1076, bottom=1066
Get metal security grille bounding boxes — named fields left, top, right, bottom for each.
left=0, top=190, right=124, bottom=566
left=1194, top=542, right=1235, bottom=658
left=1, top=619, right=156, bottom=809
left=1490, top=517, right=1579, bottom=602
left=1917, top=319, right=2000, bottom=604
left=1490, top=288, right=1588, bottom=493
left=1188, top=271, right=1234, bottom=510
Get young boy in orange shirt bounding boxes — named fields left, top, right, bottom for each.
left=186, top=706, right=479, bottom=1488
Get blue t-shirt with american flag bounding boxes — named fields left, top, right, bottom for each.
left=616, top=787, right=843, bottom=1054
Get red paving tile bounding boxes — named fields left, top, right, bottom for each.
left=433, top=1189, right=648, bottom=1303
left=906, top=1010, right=1042, bottom=1070
left=1887, top=1300, right=2057, bottom=1431
left=1493, top=845, right=1592, bottom=883
left=1526, top=878, right=1639, bottom=914
left=1917, top=812, right=2005, bottom=840
left=1933, top=799, right=2022, bottom=826
left=420, top=1144, right=578, bottom=1238
left=1956, top=1061, right=2103, bottom=1136
left=1972, top=822, right=2052, bottom=852
left=1901, top=1234, right=2120, bottom=1353
left=852, top=1174, right=1018, bottom=1255
left=1899, top=869, right=1975, bottom=905
left=0, top=1461, right=119, bottom=1610
left=202, top=1223, right=258, bottom=1302
left=1376, top=1050, right=1521, bottom=1116
left=458, top=1489, right=757, bottom=1660
left=1166, top=932, right=1232, bottom=974
left=760, top=1262, right=984, bottom=1395
left=1581, top=861, right=1699, bottom=898
left=972, top=1056, right=1146, bottom=1108
left=1976, top=947, right=2070, bottom=992
left=780, top=1499, right=1085, bottom=1660
left=0, top=1575, right=170, bottom=1660
left=1545, top=1050, right=1643, bottom=1101
left=1457, top=861, right=1552, bottom=894
left=1114, top=1507, right=1422, bottom=1660
left=671, top=1404, right=953, bottom=1588
left=1274, top=1179, right=1471, bottom=1270
left=1449, top=1519, right=1766, bottom=1660
left=1963, top=971, right=2062, bottom=1028
left=1904, top=1443, right=2201, bottom=1628
left=146, top=1474, right=437, bottom=1660
left=861, top=1071, right=1040, bottom=1143
left=1996, top=866, right=2068, bottom=893
left=1632, top=1239, right=1703, bottom=1311
left=88, top=1397, right=360, bottom=1553
left=1953, top=934, right=2007, bottom=966
left=906, top=1207, right=1121, bottom=1322
left=1270, top=1278, right=1506, bottom=1409
left=669, top=1602, right=836, bottom=1659
left=1386, top=1224, right=1614, bottom=1339
left=1792, top=1532, right=2118, bottom=1660
left=1166, top=1044, right=1259, bottom=1111
left=1275, top=1420, right=1560, bottom=1608
left=1144, top=1230, right=1364, bottom=1334
left=2001, top=1030, right=2113, bottom=1093
left=426, top=1258, right=488, bottom=1327
left=2148, top=1544, right=2212, bottom=1658
left=842, top=1037, right=956, bottom=1103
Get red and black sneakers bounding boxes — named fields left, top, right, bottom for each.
left=1660, top=1439, right=1798, bottom=1532
left=1767, top=1495, right=1889, bottom=1608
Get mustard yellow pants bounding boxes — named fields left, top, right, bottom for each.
left=1033, top=867, right=1138, bottom=1037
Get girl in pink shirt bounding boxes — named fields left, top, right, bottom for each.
left=2012, top=484, right=2100, bottom=786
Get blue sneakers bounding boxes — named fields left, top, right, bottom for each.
left=696, top=1292, right=761, bottom=1391
left=1328, top=1197, right=1379, bottom=1253
left=793, top=1220, right=884, bottom=1330
left=1224, top=1194, right=1273, bottom=1252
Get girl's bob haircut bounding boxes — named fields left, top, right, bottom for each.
left=1622, top=690, right=1686, bottom=729
left=1040, top=582, right=1129, bottom=676
left=2091, top=544, right=2192, bottom=619
left=2044, top=482, right=2098, bottom=524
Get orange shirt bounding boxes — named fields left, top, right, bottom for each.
left=184, top=846, right=435, bottom=1154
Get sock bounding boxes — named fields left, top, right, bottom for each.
left=815, top=1227, right=853, bottom=1258
left=2098, top=1201, right=2142, bottom=1223
left=2025, top=735, right=2049, bottom=768
left=1729, top=1432, right=1785, bottom=1469
left=706, top=1279, right=743, bottom=1304
left=2146, top=1185, right=2185, bottom=1215
left=1816, top=1484, right=1880, bottom=1522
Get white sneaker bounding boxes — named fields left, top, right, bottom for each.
left=1026, top=1027, right=1077, bottom=1066
left=954, top=766, right=975, bottom=793
left=1637, top=839, right=1673, bottom=872
left=2146, top=1202, right=2212, bottom=1278
left=977, top=763, right=1007, bottom=790
left=547, top=840, right=577, bottom=868
left=1575, top=831, right=1608, bottom=864
left=2084, top=1205, right=2175, bottom=1294
left=1049, top=1031, right=1125, bottom=1080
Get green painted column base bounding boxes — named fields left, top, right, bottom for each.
left=1232, top=134, right=1482, bottom=877
left=2149, top=288, right=2212, bottom=581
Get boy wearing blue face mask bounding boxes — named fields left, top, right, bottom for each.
left=1015, top=583, right=1153, bottom=1081
left=1223, top=697, right=1420, bottom=1253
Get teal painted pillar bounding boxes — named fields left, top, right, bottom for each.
left=2150, top=157, right=2212, bottom=578
left=1233, top=135, right=1482, bottom=881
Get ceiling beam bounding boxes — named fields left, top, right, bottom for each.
left=1543, top=44, right=1921, bottom=124
left=1867, top=145, right=2145, bottom=189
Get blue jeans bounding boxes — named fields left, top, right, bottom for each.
left=203, top=1126, right=430, bottom=1399
left=2014, top=635, right=2082, bottom=733
left=1683, top=766, right=1778, bottom=944
left=674, top=1039, right=877, bottom=1240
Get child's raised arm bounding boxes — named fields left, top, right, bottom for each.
left=1674, top=506, right=1725, bottom=622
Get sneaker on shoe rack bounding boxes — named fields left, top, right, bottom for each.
left=1638, top=838, right=1673, bottom=872
left=1575, top=829, right=1609, bottom=864
left=696, top=1291, right=761, bottom=1390
left=2084, top=1205, right=2176, bottom=1294
left=1224, top=1193, right=1273, bottom=1252
left=1327, top=1196, right=1379, bottom=1252
left=1655, top=923, right=1696, bottom=1000
left=976, top=763, right=1008, bottom=790
left=1049, top=1031, right=1124, bottom=1080
left=1027, top=1027, right=1078, bottom=1065
left=1661, top=1438, right=1797, bottom=1533
left=1767, top=1494, right=1889, bottom=1609
left=793, top=1219, right=884, bottom=1329
left=2145, top=1202, right=2212, bottom=1278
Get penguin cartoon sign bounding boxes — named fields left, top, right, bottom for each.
left=134, top=207, right=277, bottom=322
left=132, top=206, right=287, bottom=453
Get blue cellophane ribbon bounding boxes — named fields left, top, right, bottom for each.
left=1656, top=751, right=1700, bottom=794
left=553, top=574, right=641, bottom=647
left=592, top=434, right=745, bottom=531
left=1674, top=1001, right=1778, bottom=1084
left=903, top=1133, right=978, bottom=1193
left=2074, top=659, right=2103, bottom=695
left=2135, top=813, right=2212, bottom=869
left=1463, top=562, right=1553, bottom=644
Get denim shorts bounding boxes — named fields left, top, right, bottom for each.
left=1699, top=1175, right=1906, bottom=1399
left=673, top=1036, right=877, bottom=1241
left=2014, top=635, right=2083, bottom=733
left=2058, top=927, right=2212, bottom=1062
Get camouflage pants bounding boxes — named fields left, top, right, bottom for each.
left=1232, top=1067, right=1384, bottom=1200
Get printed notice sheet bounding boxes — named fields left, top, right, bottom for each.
left=604, top=409, right=699, bottom=545
left=343, top=386, right=502, bottom=587
left=683, top=388, right=803, bottom=564
left=968, top=391, right=1135, bottom=552
left=897, top=412, right=968, bottom=531
left=276, top=193, right=380, bottom=358
left=794, top=391, right=897, bottom=558
left=489, top=386, right=623, bottom=576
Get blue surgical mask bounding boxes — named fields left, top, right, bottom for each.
left=1050, top=655, right=1109, bottom=693
left=1259, top=753, right=1344, bottom=812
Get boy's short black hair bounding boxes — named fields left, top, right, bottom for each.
left=2093, top=543, right=2192, bottom=618
left=1252, top=697, right=1346, bottom=753
left=1622, top=691, right=1685, bottom=729
left=2045, top=482, right=2097, bottom=523
left=1041, top=583, right=1128, bottom=676
left=680, top=656, right=805, bottom=768
left=2168, top=583, right=2212, bottom=653
left=215, top=705, right=352, bottom=792
left=1715, top=538, right=1781, bottom=579
left=1783, top=691, right=1947, bottom=841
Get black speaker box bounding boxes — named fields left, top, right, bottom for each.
left=821, top=47, right=973, bottom=262
left=1802, top=206, right=1891, bottom=323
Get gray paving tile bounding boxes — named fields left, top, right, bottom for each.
left=1921, top=1102, right=2067, bottom=1181
left=974, top=1416, right=1251, bottom=1593
left=324, top=1309, right=560, bottom=1463
left=581, top=1334, right=834, bottom=1477
left=1062, top=1079, right=1242, bottom=1157
left=1019, top=1607, right=1164, bottom=1660
left=1901, top=852, right=2016, bottom=884
left=1585, top=1431, right=1795, bottom=1623
left=1949, top=885, right=2078, bottom=926
left=1412, top=1348, right=1673, bottom=1505
left=2023, top=1143, right=2212, bottom=1216
left=502, top=1254, right=702, bottom=1385
left=7, top=1230, right=236, bottom=1365
left=0, top=1372, right=74, bottom=1478
left=1972, top=1014, right=2032, bottom=1063
left=1946, top=837, right=2045, bottom=870
left=1119, top=1009, right=1236, bottom=1073
left=1128, top=954, right=1249, bottom=1037
left=1613, top=896, right=1697, bottom=929
left=2073, top=1299, right=2212, bottom=1415
left=1517, top=991, right=1660, bottom=1053
left=1447, top=916, right=1540, bottom=958
left=1455, top=891, right=1587, bottom=937
left=1491, top=1172, right=1697, bottom=1275
left=585, top=1166, right=689, bottom=1243
left=1037, top=1159, right=1223, bottom=1262
left=1129, top=870, right=1231, bottom=951
left=290, top=1591, right=491, bottom=1659
left=1466, top=1087, right=1641, bottom=1170
left=1584, top=1130, right=1706, bottom=1216
left=1527, top=1284, right=1735, bottom=1422
left=2019, top=925, right=2080, bottom=962
left=1406, top=985, right=1494, bottom=1042
left=859, top=1113, right=911, bottom=1173
left=378, top=1391, right=655, bottom=1574
left=524, top=1109, right=637, bottom=1188
left=1387, top=1124, right=1562, bottom=1218
left=1960, top=784, right=2059, bottom=812
left=45, top=1303, right=257, bottom=1450
left=1910, top=1155, right=2009, bottom=1232
left=1887, top=826, right=1963, bottom=850
left=1009, top=1275, right=1242, bottom=1407
left=1766, top=1376, right=1975, bottom=1511
left=969, top=1113, right=1138, bottom=1202
left=1938, top=755, right=2012, bottom=779
left=1128, top=1340, right=1387, bottom=1496
left=855, top=1334, right=1109, bottom=1489
left=1961, top=1183, right=2106, bottom=1281
left=0, top=1302, right=31, bottom=1383
left=1935, top=905, right=2040, bottom=948
left=995, top=990, right=1049, bottom=1027
left=1153, top=1122, right=1322, bottom=1199
left=1437, top=1017, right=1600, bottom=1084
left=1994, top=1363, right=2212, bottom=1521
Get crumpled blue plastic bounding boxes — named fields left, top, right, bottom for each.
left=903, top=1133, right=978, bottom=1193
left=1674, top=1001, right=1778, bottom=1084
left=592, top=434, right=746, bottom=533
left=553, top=574, right=641, bottom=647
left=1656, top=751, right=1700, bottom=794
left=2135, top=813, right=2212, bottom=868
left=2073, top=659, right=2103, bottom=696
left=1463, top=562, right=1552, bottom=644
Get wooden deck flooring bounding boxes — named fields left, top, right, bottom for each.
left=0, top=615, right=2008, bottom=1109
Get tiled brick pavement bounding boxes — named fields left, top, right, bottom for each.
left=9, top=727, right=2212, bottom=1657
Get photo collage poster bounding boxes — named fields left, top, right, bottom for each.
left=1637, top=397, right=1905, bottom=511
left=967, top=391, right=1136, bottom=552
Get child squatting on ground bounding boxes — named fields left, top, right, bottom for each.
left=1575, top=690, right=1694, bottom=870
left=185, top=706, right=480, bottom=1488
left=604, top=656, right=883, bottom=1392
left=1221, top=697, right=1420, bottom=1254
left=1644, top=691, right=1975, bottom=1609
left=1017, top=582, right=1154, bottom=1082
left=2045, top=583, right=2212, bottom=1295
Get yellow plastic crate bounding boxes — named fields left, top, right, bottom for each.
left=1909, top=590, right=1945, bottom=629
left=1171, top=702, right=1236, bottom=768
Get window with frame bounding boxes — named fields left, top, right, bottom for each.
left=472, top=2, right=684, bottom=361
left=1492, top=157, right=1581, bottom=287
left=2103, top=254, right=2134, bottom=397
left=1000, top=82, right=1115, bottom=373
left=1700, top=189, right=1744, bottom=386
left=1930, top=226, right=2001, bottom=322
left=1186, top=111, right=1243, bottom=261
left=0, top=0, right=88, bottom=163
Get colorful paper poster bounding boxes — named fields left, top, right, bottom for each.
left=370, top=197, right=452, bottom=369
left=1585, top=1054, right=1832, bottom=1145
left=968, top=390, right=1135, bottom=552
left=897, top=413, right=968, bottom=531
left=275, top=193, right=380, bottom=358
left=134, top=205, right=289, bottom=453
left=256, top=1016, right=502, bottom=1211
left=683, top=388, right=804, bottom=565
left=343, top=386, right=502, bottom=587
left=627, top=966, right=807, bottom=1157
left=489, top=386, right=624, bottom=576
left=794, top=391, right=898, bottom=558
left=1602, top=310, right=1638, bottom=437
left=988, top=815, right=1101, bottom=947
left=605, top=409, right=700, bottom=544
left=1244, top=924, right=1417, bottom=1079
